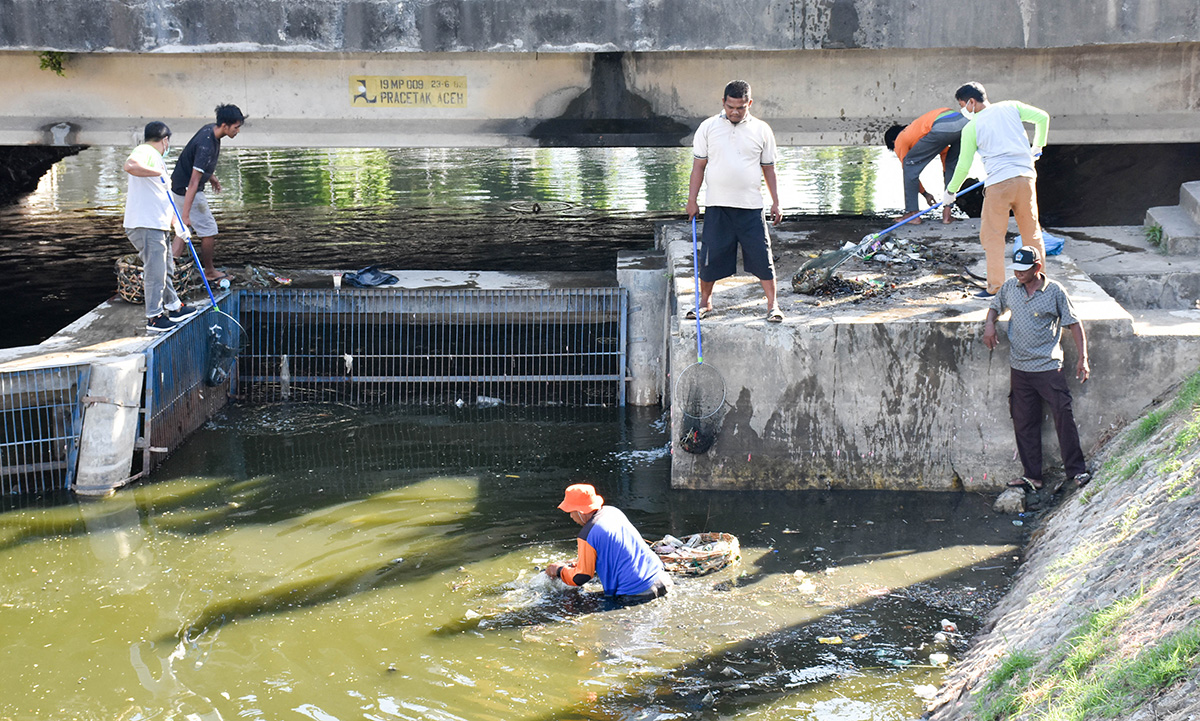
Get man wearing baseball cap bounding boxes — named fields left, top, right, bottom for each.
left=545, top=484, right=672, bottom=604
left=983, top=245, right=1092, bottom=493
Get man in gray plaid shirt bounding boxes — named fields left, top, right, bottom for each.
left=983, top=245, right=1092, bottom=493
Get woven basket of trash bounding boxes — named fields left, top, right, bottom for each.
left=115, top=253, right=199, bottom=304
left=651, top=532, right=740, bottom=576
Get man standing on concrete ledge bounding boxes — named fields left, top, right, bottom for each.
left=122, top=121, right=200, bottom=334
left=944, top=82, right=1049, bottom=299
left=171, top=104, right=246, bottom=282
left=884, top=107, right=970, bottom=225
left=685, top=80, right=784, bottom=323
left=984, top=245, right=1092, bottom=493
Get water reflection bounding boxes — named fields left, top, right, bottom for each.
left=0, top=404, right=1023, bottom=721
left=14, top=146, right=900, bottom=217
left=0, top=145, right=920, bottom=348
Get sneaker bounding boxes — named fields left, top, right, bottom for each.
left=146, top=314, right=177, bottom=333
left=973, top=290, right=996, bottom=299
left=168, top=304, right=201, bottom=322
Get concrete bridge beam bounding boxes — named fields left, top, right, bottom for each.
left=2, top=0, right=1198, bottom=54
left=0, top=44, right=1197, bottom=149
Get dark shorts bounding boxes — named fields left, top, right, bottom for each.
left=699, top=206, right=775, bottom=282
left=610, top=572, right=673, bottom=607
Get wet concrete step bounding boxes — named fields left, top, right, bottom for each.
left=1145, top=204, right=1200, bottom=255
left=1181, top=180, right=1200, bottom=225
left=1062, top=226, right=1200, bottom=310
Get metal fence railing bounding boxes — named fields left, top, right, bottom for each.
left=0, top=364, right=93, bottom=495
left=140, top=293, right=238, bottom=477
left=237, top=288, right=628, bottom=407
left=4, top=286, right=629, bottom=497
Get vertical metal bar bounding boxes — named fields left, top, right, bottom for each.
left=618, top=288, right=627, bottom=407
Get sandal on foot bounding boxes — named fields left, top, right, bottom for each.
left=1007, top=476, right=1043, bottom=490
left=766, top=307, right=784, bottom=323
left=1073, top=472, right=1092, bottom=488
left=684, top=307, right=712, bottom=320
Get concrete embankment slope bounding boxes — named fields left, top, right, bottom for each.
left=931, top=372, right=1200, bottom=720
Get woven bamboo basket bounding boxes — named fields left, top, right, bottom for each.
left=115, top=253, right=199, bottom=304
left=651, top=532, right=740, bottom=576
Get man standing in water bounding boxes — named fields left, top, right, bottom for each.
left=883, top=107, right=970, bottom=225
left=685, top=80, right=784, bottom=323
left=944, top=82, right=1049, bottom=298
left=122, top=121, right=200, bottom=333
left=984, top=245, right=1092, bottom=494
left=171, top=104, right=246, bottom=282
left=545, top=484, right=672, bottom=604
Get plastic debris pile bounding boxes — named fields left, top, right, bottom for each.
left=651, top=532, right=740, bottom=576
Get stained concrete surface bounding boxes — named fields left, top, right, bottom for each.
left=663, top=216, right=1200, bottom=492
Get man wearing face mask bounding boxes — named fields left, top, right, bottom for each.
left=122, top=121, right=199, bottom=333
left=943, top=82, right=1049, bottom=298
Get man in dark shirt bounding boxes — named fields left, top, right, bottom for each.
left=171, top=104, right=245, bottom=282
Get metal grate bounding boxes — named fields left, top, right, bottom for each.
left=140, top=294, right=239, bottom=476
left=0, top=364, right=92, bottom=494
left=237, top=288, right=628, bottom=407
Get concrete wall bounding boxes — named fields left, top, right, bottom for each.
left=660, top=224, right=1200, bottom=492
left=2, top=44, right=1198, bottom=148
left=2, top=0, right=1198, bottom=53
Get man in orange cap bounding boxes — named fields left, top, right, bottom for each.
left=545, top=484, right=672, bottom=604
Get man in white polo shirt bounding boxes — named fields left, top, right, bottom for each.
left=685, top=80, right=784, bottom=323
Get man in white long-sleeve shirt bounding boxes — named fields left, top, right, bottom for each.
left=944, top=82, right=1049, bottom=298
left=123, top=122, right=199, bottom=333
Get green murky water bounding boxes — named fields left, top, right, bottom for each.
left=0, top=404, right=1024, bottom=720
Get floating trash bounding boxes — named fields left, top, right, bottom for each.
left=506, top=200, right=575, bottom=214
left=651, top=532, right=740, bottom=576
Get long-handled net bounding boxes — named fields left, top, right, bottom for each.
left=161, top=177, right=248, bottom=384
left=676, top=362, right=725, bottom=453
left=676, top=217, right=726, bottom=454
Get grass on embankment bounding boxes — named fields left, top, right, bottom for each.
left=976, top=592, right=1200, bottom=721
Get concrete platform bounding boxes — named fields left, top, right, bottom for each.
left=662, top=218, right=1200, bottom=492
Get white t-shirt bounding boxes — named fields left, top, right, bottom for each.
left=693, top=113, right=777, bottom=209
left=970, top=101, right=1038, bottom=186
left=123, top=143, right=178, bottom=231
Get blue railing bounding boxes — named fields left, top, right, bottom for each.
left=0, top=364, right=92, bottom=494
left=139, top=293, right=239, bottom=476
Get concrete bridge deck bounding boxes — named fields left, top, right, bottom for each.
left=663, top=219, right=1200, bottom=492
left=1, top=0, right=1197, bottom=148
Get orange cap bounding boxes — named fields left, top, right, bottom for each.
left=557, top=484, right=604, bottom=513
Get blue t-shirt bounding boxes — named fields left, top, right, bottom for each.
left=578, top=506, right=664, bottom=596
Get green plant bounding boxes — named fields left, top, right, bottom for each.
left=976, top=649, right=1038, bottom=721
left=38, top=51, right=66, bottom=76
left=1144, top=223, right=1165, bottom=248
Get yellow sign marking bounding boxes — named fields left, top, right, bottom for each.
left=349, top=76, right=468, bottom=108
